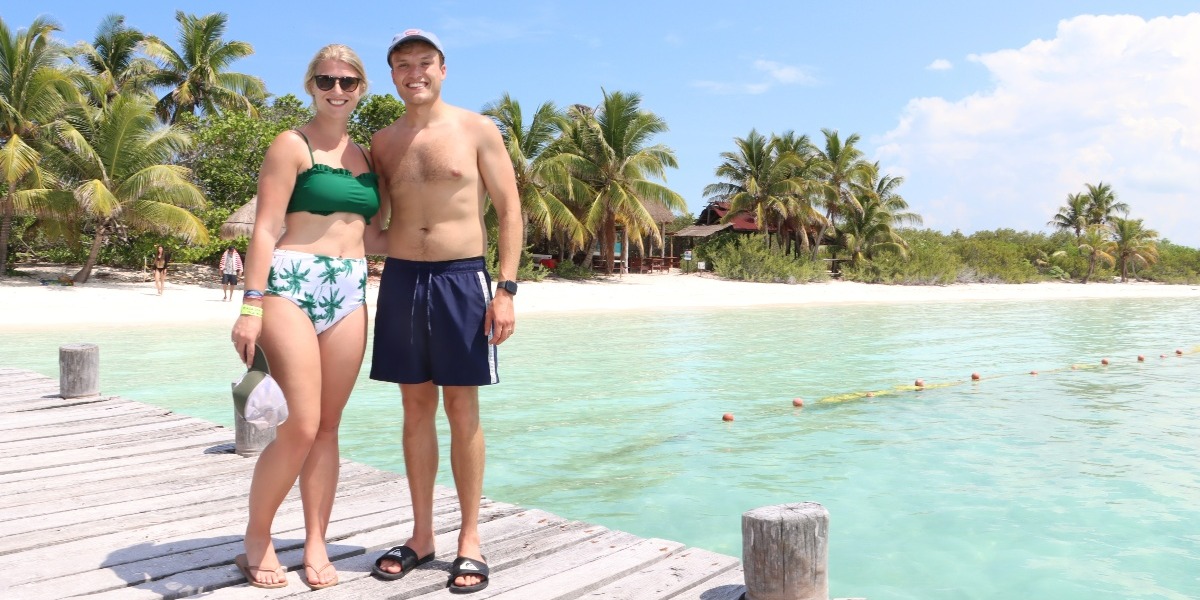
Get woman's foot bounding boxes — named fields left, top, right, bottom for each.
left=240, top=536, right=285, bottom=588
left=303, top=543, right=338, bottom=588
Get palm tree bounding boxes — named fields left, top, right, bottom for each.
left=68, top=14, right=157, bottom=106
left=1081, top=181, right=1128, bottom=226
left=41, top=93, right=207, bottom=282
left=552, top=90, right=686, bottom=274
left=1048, top=192, right=1089, bottom=239
left=1109, top=217, right=1158, bottom=282
left=1077, top=224, right=1116, bottom=284
left=142, top=11, right=265, bottom=123
left=838, top=195, right=912, bottom=264
left=0, top=16, right=75, bottom=275
left=769, top=130, right=821, bottom=256
left=809, top=128, right=874, bottom=260
left=703, top=129, right=802, bottom=248
left=482, top=93, right=581, bottom=249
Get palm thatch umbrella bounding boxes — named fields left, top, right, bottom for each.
left=220, top=197, right=257, bottom=240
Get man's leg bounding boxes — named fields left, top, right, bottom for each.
left=444, top=385, right=485, bottom=588
left=377, top=381, right=440, bottom=574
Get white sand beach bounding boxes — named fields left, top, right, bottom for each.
left=3, top=267, right=1199, bottom=330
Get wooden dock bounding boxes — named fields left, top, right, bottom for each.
left=0, top=367, right=749, bottom=599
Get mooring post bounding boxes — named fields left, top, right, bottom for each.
left=59, top=343, right=100, bottom=398
left=742, top=502, right=830, bottom=600
left=233, top=409, right=275, bottom=457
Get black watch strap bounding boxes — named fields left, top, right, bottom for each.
left=496, top=280, right=518, bottom=296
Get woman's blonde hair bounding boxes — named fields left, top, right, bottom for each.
left=303, top=44, right=368, bottom=97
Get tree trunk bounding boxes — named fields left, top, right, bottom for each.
left=604, top=216, right=616, bottom=275
left=0, top=191, right=13, bottom=277
left=1083, top=253, right=1096, bottom=284
left=1120, top=256, right=1128, bottom=282
left=74, top=224, right=108, bottom=283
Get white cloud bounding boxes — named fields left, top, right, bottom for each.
left=877, top=14, right=1200, bottom=247
left=692, top=59, right=815, bottom=95
left=926, top=58, right=953, bottom=71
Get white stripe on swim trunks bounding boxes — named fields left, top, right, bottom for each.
left=476, top=270, right=498, bottom=384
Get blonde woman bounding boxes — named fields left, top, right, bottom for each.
left=230, top=44, right=381, bottom=590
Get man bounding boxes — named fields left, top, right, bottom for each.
left=218, top=245, right=243, bottom=301
left=366, top=29, right=520, bottom=594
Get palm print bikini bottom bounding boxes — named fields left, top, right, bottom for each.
left=266, top=249, right=367, bottom=335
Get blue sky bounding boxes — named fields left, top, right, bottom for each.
left=9, top=1, right=1200, bottom=246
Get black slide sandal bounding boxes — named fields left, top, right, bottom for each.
left=372, top=545, right=435, bottom=581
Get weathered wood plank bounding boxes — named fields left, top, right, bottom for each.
left=0, top=441, right=236, bottom=486
left=0, top=410, right=193, bottom=443
left=0, top=428, right=233, bottom=473
left=478, top=537, right=685, bottom=599
left=0, top=400, right=167, bottom=431
left=0, top=419, right=216, bottom=457
left=5, top=485, right=482, bottom=599
left=668, top=566, right=747, bottom=600
left=581, top=546, right=740, bottom=599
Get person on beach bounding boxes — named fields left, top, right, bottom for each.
left=151, top=245, right=170, bottom=295
left=229, top=44, right=380, bottom=590
left=219, top=245, right=243, bottom=301
left=366, top=29, right=521, bottom=594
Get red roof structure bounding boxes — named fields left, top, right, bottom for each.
left=696, top=201, right=774, bottom=233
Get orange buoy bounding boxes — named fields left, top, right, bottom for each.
left=1101, top=358, right=1109, bottom=365
left=865, top=391, right=875, bottom=398
left=1030, top=370, right=1038, bottom=376
left=792, top=398, right=804, bottom=407
left=914, top=378, right=925, bottom=388
left=1137, top=355, right=1145, bottom=362
left=971, top=373, right=981, bottom=381
left=1176, top=349, right=1184, bottom=355
left=1161, top=354, right=1167, bottom=359
left=722, top=413, right=734, bottom=422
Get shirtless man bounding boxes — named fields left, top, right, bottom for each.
left=367, top=29, right=520, bottom=594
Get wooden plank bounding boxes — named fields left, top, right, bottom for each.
left=0, top=400, right=167, bottom=431
left=0, top=410, right=193, bottom=443
left=5, top=483, right=481, bottom=599
left=0, top=455, right=252, bottom=509
left=481, top=537, right=686, bottom=599
left=0, top=463, right=393, bottom=550
left=582, top=546, right=740, bottom=599
left=667, top=566, right=747, bottom=600
left=0, top=474, right=428, bottom=587
left=0, top=428, right=233, bottom=473
left=0, top=419, right=215, bottom=457
left=0, top=441, right=238, bottom=486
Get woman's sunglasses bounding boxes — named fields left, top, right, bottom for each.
left=313, top=75, right=361, bottom=92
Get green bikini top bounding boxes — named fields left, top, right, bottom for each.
left=286, top=131, right=381, bottom=224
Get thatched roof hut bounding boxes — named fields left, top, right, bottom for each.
left=220, top=197, right=257, bottom=240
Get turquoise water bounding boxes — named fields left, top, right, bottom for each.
left=3, top=297, right=1199, bottom=599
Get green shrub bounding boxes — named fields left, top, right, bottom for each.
left=706, top=235, right=826, bottom=283
left=842, top=230, right=962, bottom=284
left=1140, top=241, right=1200, bottom=283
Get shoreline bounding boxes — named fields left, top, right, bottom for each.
left=3, top=265, right=1199, bottom=330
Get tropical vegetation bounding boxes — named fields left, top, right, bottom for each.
left=1, top=12, right=1196, bottom=287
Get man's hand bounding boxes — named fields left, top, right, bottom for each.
left=485, top=293, right=515, bottom=345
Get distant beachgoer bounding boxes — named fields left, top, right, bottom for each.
left=229, top=43, right=380, bottom=590
left=151, top=245, right=170, bottom=295
left=219, top=246, right=243, bottom=301
left=367, top=28, right=521, bottom=594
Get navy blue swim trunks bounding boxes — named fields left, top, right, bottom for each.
left=370, top=256, right=499, bottom=386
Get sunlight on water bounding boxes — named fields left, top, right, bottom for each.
left=3, top=297, right=1198, bottom=599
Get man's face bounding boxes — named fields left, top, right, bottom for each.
left=390, top=42, right=445, bottom=105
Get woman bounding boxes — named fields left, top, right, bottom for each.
left=151, top=245, right=169, bottom=295
left=230, top=44, right=382, bottom=590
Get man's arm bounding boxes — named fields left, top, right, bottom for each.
left=477, top=114, right=522, bottom=345
left=363, top=140, right=391, bottom=256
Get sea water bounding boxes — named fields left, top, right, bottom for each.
left=2, top=297, right=1198, bottom=600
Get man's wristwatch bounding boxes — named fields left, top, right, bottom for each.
left=495, top=280, right=518, bottom=296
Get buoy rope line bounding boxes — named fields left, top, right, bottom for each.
left=812, top=345, right=1198, bottom=406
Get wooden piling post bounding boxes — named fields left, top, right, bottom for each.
left=59, top=343, right=100, bottom=398
left=233, top=408, right=275, bottom=457
left=742, top=502, right=830, bottom=600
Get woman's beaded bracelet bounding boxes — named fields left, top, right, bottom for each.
left=240, top=304, right=264, bottom=317
left=243, top=290, right=264, bottom=300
